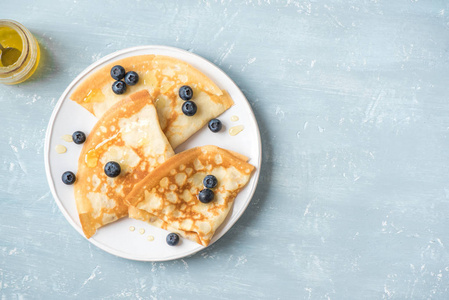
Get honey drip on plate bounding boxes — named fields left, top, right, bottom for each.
left=61, top=134, right=73, bottom=142
left=55, top=144, right=67, bottom=154
left=230, top=115, right=239, bottom=122
left=229, top=125, right=244, bottom=136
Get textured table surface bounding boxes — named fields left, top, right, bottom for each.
left=2, top=1, right=449, bottom=299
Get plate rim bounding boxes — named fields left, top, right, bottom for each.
left=44, top=45, right=262, bottom=261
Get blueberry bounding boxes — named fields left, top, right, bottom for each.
left=179, top=85, right=193, bottom=100
left=104, top=161, right=121, bottom=178
left=110, top=65, right=125, bottom=80
left=112, top=80, right=126, bottom=95
left=166, top=233, right=180, bottom=246
left=203, top=175, right=218, bottom=188
left=182, top=101, right=197, bottom=116
left=198, top=189, right=214, bottom=203
left=208, top=119, right=222, bottom=133
left=62, top=171, right=76, bottom=185
left=72, top=131, right=86, bottom=144
left=124, top=71, right=139, bottom=86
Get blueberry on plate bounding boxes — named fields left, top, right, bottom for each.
left=203, top=175, right=218, bottom=189
left=124, top=71, right=139, bottom=86
left=110, top=65, right=125, bottom=80
left=166, top=233, right=180, bottom=246
left=182, top=101, right=197, bottom=116
left=179, top=85, right=193, bottom=100
left=72, top=131, right=86, bottom=144
left=112, top=80, right=126, bottom=95
left=198, top=188, right=214, bottom=203
left=62, top=171, right=76, bottom=185
left=104, top=161, right=121, bottom=178
left=208, top=119, right=222, bottom=133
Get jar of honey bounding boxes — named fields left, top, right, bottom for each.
left=0, top=20, right=40, bottom=85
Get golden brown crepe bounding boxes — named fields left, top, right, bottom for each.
left=74, top=90, right=174, bottom=238
left=70, top=55, right=234, bottom=149
left=126, top=145, right=255, bottom=246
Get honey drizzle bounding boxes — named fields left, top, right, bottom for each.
left=83, top=88, right=105, bottom=103
left=85, top=131, right=121, bottom=168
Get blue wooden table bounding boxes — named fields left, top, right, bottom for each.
left=2, top=1, right=449, bottom=299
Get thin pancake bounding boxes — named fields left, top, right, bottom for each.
left=74, top=90, right=174, bottom=238
left=126, top=145, right=254, bottom=246
left=70, top=55, right=234, bottom=149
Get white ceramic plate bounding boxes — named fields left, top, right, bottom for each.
left=44, top=46, right=261, bottom=261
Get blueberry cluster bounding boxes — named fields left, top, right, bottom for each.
left=61, top=131, right=88, bottom=185
left=61, top=130, right=122, bottom=184
left=110, top=65, right=139, bottom=95
left=166, top=175, right=219, bottom=246
left=179, top=85, right=197, bottom=116
left=198, top=174, right=218, bottom=203
left=178, top=85, right=224, bottom=132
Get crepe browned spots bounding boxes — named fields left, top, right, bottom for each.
left=74, top=90, right=174, bottom=238
left=126, top=146, right=254, bottom=246
left=70, top=55, right=234, bottom=149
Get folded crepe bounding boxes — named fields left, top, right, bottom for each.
left=126, top=145, right=255, bottom=246
left=74, top=90, right=174, bottom=238
left=70, top=55, right=234, bottom=149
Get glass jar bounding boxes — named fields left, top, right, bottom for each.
left=0, top=20, right=40, bottom=85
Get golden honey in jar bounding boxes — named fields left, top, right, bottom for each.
left=0, top=20, right=40, bottom=84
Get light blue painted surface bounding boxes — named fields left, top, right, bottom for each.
left=1, top=1, right=449, bottom=299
